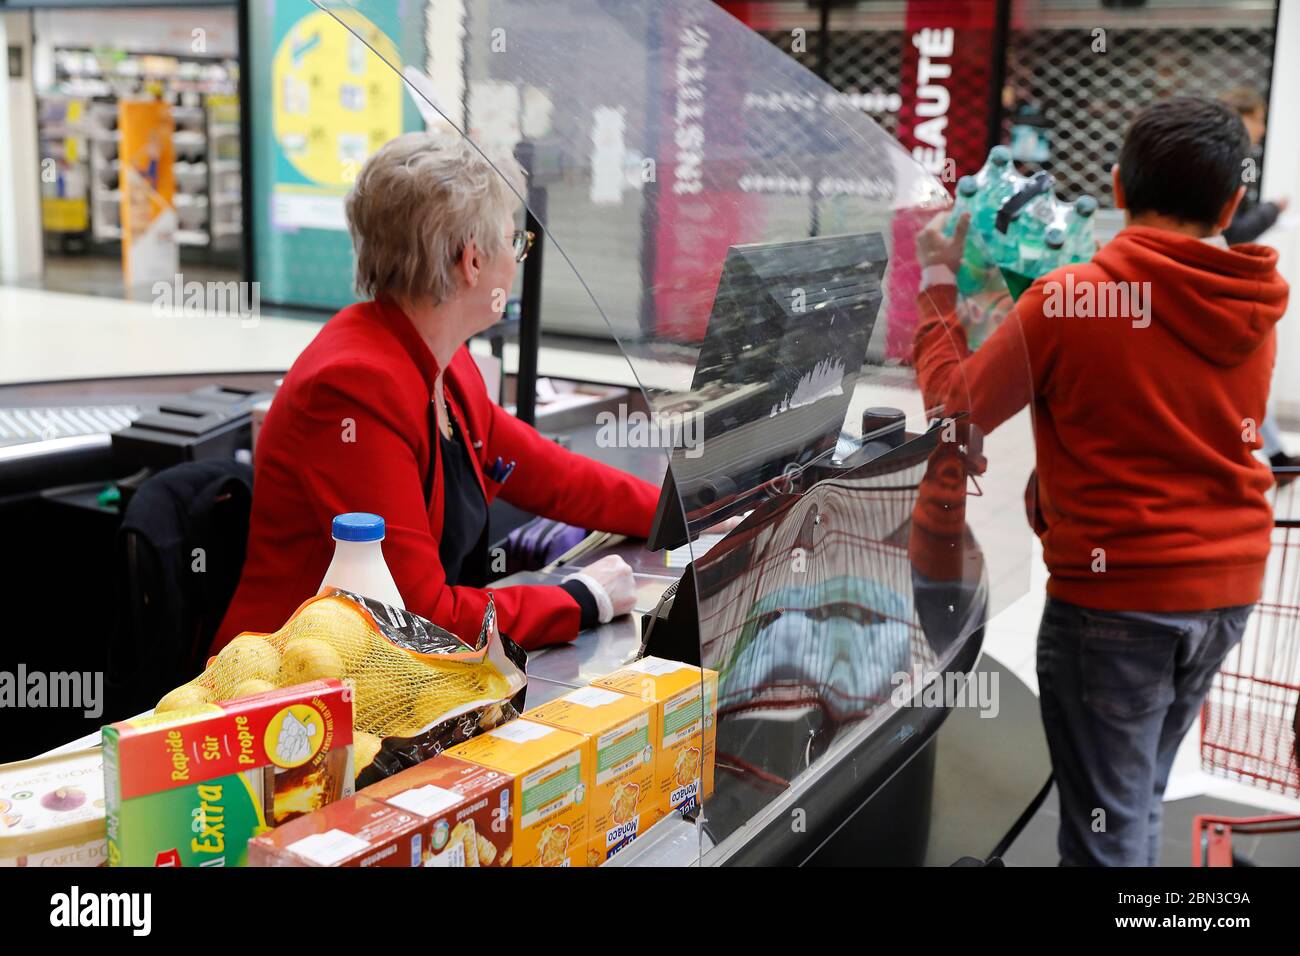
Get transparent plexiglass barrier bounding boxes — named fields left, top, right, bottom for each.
left=312, top=0, right=1037, bottom=865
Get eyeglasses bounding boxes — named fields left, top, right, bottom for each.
left=509, top=229, right=536, bottom=263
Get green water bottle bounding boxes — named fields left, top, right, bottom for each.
left=1066, top=195, right=1098, bottom=263
left=992, top=172, right=1050, bottom=271
left=992, top=211, right=1020, bottom=270
left=945, top=175, right=978, bottom=237
left=951, top=179, right=992, bottom=296
left=1040, top=226, right=1067, bottom=274
left=973, top=146, right=1016, bottom=239
left=1017, top=190, right=1058, bottom=275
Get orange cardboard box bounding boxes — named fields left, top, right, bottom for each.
left=447, top=719, right=588, bottom=867
left=526, top=685, right=658, bottom=865
left=591, top=657, right=718, bottom=819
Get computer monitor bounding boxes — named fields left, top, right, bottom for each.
left=646, top=232, right=887, bottom=551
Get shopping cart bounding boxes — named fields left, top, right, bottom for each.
left=1195, top=467, right=1300, bottom=866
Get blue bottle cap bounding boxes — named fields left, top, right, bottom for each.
left=989, top=145, right=1012, bottom=166
left=332, top=512, right=385, bottom=542
left=956, top=175, right=978, bottom=197
left=1074, top=195, right=1098, bottom=217
left=1045, top=227, right=1066, bottom=249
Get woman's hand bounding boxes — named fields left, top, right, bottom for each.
left=579, top=553, right=638, bottom=618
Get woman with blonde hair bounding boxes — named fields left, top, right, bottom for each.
left=217, top=131, right=655, bottom=652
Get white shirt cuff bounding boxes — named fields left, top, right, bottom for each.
left=564, top=571, right=613, bottom=624
left=920, top=264, right=958, bottom=290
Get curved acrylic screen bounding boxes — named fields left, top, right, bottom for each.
left=311, top=0, right=1038, bottom=866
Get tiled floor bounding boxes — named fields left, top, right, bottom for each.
left=32, top=253, right=241, bottom=300
left=1002, top=787, right=1300, bottom=866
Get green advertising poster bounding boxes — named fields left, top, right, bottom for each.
left=249, top=0, right=424, bottom=309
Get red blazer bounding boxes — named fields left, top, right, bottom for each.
left=214, top=299, right=660, bottom=653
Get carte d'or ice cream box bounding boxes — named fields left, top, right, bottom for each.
left=525, top=686, right=658, bottom=865
left=447, top=719, right=588, bottom=867
left=103, top=679, right=354, bottom=867
left=591, top=657, right=718, bottom=819
left=0, top=749, right=107, bottom=867
left=360, top=754, right=513, bottom=866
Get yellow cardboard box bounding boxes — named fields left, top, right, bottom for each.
left=591, top=657, right=718, bottom=820
left=446, top=719, right=588, bottom=867
left=526, top=686, right=659, bottom=865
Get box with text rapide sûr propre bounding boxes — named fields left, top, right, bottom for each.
left=525, top=686, right=658, bottom=865
left=446, top=719, right=588, bottom=867
left=591, top=657, right=718, bottom=819
left=359, top=754, right=513, bottom=866
left=102, top=679, right=354, bottom=867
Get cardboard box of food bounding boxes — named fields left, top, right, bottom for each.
left=591, top=657, right=718, bottom=819
left=247, top=794, right=428, bottom=867
left=525, top=686, right=658, bottom=865
left=103, top=679, right=354, bottom=867
left=447, top=719, right=588, bottom=867
left=0, top=749, right=106, bottom=867
left=360, top=754, right=512, bottom=866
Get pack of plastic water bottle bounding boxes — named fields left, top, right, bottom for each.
left=945, top=145, right=1098, bottom=300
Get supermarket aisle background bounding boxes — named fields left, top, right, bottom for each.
left=25, top=6, right=244, bottom=302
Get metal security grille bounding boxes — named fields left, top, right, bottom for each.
left=1004, top=25, right=1277, bottom=205
left=760, top=10, right=1277, bottom=209
left=761, top=29, right=906, bottom=138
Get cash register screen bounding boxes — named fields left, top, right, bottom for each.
left=646, top=232, right=887, bottom=551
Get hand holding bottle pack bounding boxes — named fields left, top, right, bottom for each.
left=950, top=146, right=1098, bottom=302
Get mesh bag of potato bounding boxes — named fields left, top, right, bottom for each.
left=157, top=590, right=527, bottom=783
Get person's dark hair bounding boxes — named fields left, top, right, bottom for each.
left=1117, top=96, right=1250, bottom=227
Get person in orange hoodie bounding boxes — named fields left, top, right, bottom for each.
left=912, top=96, right=1289, bottom=866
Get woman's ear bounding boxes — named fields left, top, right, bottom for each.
left=1111, top=164, right=1126, bottom=210
left=458, top=238, right=482, bottom=288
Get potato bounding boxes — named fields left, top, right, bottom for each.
left=346, top=672, right=404, bottom=732
left=212, top=635, right=280, bottom=685
left=155, top=684, right=213, bottom=713
left=277, top=637, right=345, bottom=685
left=229, top=678, right=277, bottom=700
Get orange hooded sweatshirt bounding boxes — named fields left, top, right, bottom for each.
left=913, top=226, right=1289, bottom=612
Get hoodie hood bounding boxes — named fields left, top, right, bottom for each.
left=1091, top=226, right=1288, bottom=366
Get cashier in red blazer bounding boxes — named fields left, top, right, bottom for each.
left=214, top=132, right=659, bottom=654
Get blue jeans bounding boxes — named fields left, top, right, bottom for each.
left=1036, top=596, right=1253, bottom=866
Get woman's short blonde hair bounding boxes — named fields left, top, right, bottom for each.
left=345, top=131, right=525, bottom=306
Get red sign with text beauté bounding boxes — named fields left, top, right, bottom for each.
left=888, top=1, right=1000, bottom=358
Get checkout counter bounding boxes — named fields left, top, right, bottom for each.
left=3, top=0, right=1054, bottom=866
left=4, top=346, right=1050, bottom=866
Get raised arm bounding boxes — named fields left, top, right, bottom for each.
left=912, top=212, right=1048, bottom=435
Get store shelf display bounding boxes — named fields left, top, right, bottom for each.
left=35, top=47, right=244, bottom=258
